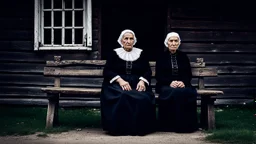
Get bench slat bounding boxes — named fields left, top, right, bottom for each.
left=44, top=67, right=217, bottom=77
left=44, top=67, right=103, bottom=76
left=42, top=87, right=223, bottom=96
left=42, top=87, right=101, bottom=95
left=197, top=89, right=224, bottom=95
left=46, top=60, right=205, bottom=68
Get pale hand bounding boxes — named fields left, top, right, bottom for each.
left=177, top=81, right=185, bottom=88
left=116, top=78, right=132, bottom=91
left=170, top=80, right=185, bottom=88
left=136, top=80, right=146, bottom=91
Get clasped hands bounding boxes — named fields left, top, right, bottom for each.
left=116, top=78, right=146, bottom=91
left=170, top=80, right=185, bottom=88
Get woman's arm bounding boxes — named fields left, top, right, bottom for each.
left=155, top=54, right=172, bottom=85
left=103, top=51, right=120, bottom=83
left=181, top=53, right=192, bottom=86
left=138, top=52, right=152, bottom=86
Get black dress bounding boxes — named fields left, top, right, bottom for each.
left=100, top=49, right=156, bottom=135
left=155, top=50, right=198, bottom=133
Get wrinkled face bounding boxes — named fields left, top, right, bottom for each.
left=121, top=32, right=134, bottom=51
left=167, top=36, right=180, bottom=52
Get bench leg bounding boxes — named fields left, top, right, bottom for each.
left=200, top=96, right=216, bottom=130
left=46, top=94, right=59, bottom=129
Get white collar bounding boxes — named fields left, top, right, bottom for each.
left=114, top=47, right=142, bottom=61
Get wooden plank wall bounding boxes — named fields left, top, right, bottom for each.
left=1, top=4, right=255, bottom=106
left=0, top=0, right=101, bottom=106
left=167, top=8, right=256, bottom=105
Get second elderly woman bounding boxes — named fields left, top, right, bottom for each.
left=100, top=29, right=156, bottom=136
left=155, top=32, right=198, bottom=133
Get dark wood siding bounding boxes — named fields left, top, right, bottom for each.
left=1, top=3, right=255, bottom=106
left=0, top=0, right=102, bottom=105
left=167, top=8, right=256, bottom=105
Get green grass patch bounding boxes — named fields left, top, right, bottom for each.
left=0, top=105, right=101, bottom=136
left=1, top=104, right=256, bottom=144
left=205, top=105, right=256, bottom=144
left=206, top=129, right=256, bottom=144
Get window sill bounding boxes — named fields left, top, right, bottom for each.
left=37, top=46, right=92, bottom=51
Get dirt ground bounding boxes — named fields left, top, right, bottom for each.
left=0, top=128, right=219, bottom=144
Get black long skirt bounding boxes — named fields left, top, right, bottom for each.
left=100, top=75, right=156, bottom=135
left=157, top=86, right=198, bottom=133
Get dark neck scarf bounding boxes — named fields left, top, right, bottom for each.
left=126, top=61, right=132, bottom=74
left=170, top=52, right=178, bottom=76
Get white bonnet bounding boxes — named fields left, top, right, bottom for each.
left=164, top=32, right=181, bottom=47
left=117, top=29, right=137, bottom=47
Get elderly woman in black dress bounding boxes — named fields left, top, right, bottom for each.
left=155, top=32, right=198, bottom=133
left=100, top=29, right=156, bottom=135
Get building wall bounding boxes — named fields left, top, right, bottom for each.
left=1, top=3, right=255, bottom=106
left=167, top=8, right=256, bottom=105
left=0, top=0, right=102, bottom=105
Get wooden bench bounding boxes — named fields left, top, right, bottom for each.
left=42, top=56, right=224, bottom=130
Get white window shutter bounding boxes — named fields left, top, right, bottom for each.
left=86, top=0, right=92, bottom=47
left=34, top=0, right=40, bottom=50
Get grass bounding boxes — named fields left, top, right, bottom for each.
left=1, top=104, right=256, bottom=144
left=0, top=105, right=101, bottom=136
left=205, top=104, right=256, bottom=144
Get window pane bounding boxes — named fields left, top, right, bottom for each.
left=65, top=11, right=72, bottom=26
left=75, top=0, right=83, bottom=8
left=65, top=29, right=72, bottom=44
left=54, top=11, right=62, bottom=26
left=38, top=0, right=88, bottom=49
left=44, top=29, right=51, bottom=44
left=44, top=11, right=51, bottom=27
left=75, top=11, right=83, bottom=26
left=44, top=0, right=51, bottom=9
left=65, top=0, right=72, bottom=9
left=54, top=29, right=61, bottom=45
left=75, top=29, right=83, bottom=44
left=54, top=0, right=62, bottom=9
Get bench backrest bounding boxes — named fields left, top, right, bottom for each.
left=44, top=56, right=218, bottom=89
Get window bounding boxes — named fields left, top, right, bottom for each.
left=34, top=0, right=92, bottom=50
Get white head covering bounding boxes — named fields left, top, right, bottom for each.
left=164, top=32, right=181, bottom=48
left=117, top=29, right=137, bottom=47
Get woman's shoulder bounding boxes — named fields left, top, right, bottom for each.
left=156, top=50, right=169, bottom=60
left=177, top=49, right=185, bottom=54
left=177, top=50, right=188, bottom=57
left=177, top=50, right=191, bottom=64
left=106, top=49, right=119, bottom=60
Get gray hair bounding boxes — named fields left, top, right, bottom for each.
left=164, top=32, right=181, bottom=48
left=117, top=29, right=137, bottom=47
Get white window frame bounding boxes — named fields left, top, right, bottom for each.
left=34, top=0, right=92, bottom=50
